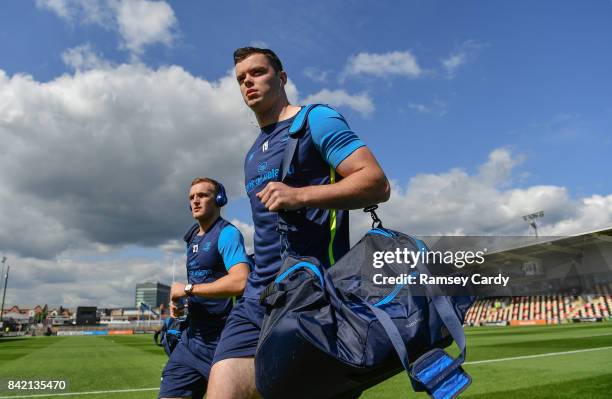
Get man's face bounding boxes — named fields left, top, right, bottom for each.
left=189, top=182, right=217, bottom=220
left=235, top=53, right=284, bottom=112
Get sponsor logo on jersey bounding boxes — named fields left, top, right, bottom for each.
left=189, top=270, right=213, bottom=277
left=245, top=168, right=280, bottom=193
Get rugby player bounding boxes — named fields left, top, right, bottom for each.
left=206, top=47, right=390, bottom=398
left=159, top=177, right=250, bottom=399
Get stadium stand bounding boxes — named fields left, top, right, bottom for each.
left=465, top=283, right=612, bottom=325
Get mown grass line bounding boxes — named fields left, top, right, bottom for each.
left=1, top=322, right=611, bottom=398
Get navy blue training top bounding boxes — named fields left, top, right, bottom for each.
left=243, top=105, right=365, bottom=299
left=184, top=217, right=250, bottom=327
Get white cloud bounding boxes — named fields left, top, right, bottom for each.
left=2, top=215, right=256, bottom=308
left=408, top=103, right=429, bottom=113
left=441, top=54, right=465, bottom=76
left=343, top=51, right=422, bottom=79
left=302, top=89, right=374, bottom=116
left=0, top=57, right=258, bottom=307
left=441, top=40, right=485, bottom=78
left=62, top=44, right=112, bottom=71
left=4, top=254, right=175, bottom=308
left=350, top=148, right=612, bottom=238
left=111, top=0, right=177, bottom=57
left=230, top=219, right=255, bottom=254
left=37, top=0, right=177, bottom=58
left=249, top=40, right=269, bottom=49
left=158, top=239, right=184, bottom=254
left=284, top=79, right=299, bottom=104
left=408, top=100, right=447, bottom=116
left=0, top=64, right=254, bottom=260
left=36, top=0, right=113, bottom=25
left=477, top=148, right=524, bottom=187
left=36, top=0, right=72, bottom=20
left=303, top=67, right=330, bottom=83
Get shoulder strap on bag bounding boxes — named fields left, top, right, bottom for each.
left=183, top=223, right=199, bottom=244
left=286, top=104, right=383, bottom=221
left=279, top=104, right=326, bottom=182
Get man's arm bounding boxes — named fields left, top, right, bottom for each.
left=257, top=146, right=389, bottom=211
left=257, top=105, right=390, bottom=211
left=169, top=301, right=184, bottom=318
left=170, top=224, right=250, bottom=301
left=170, top=263, right=249, bottom=301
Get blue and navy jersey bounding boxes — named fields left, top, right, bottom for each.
left=184, top=217, right=250, bottom=327
left=243, top=105, right=365, bottom=299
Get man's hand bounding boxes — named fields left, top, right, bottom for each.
left=169, top=301, right=184, bottom=318
left=256, top=182, right=303, bottom=211
left=170, top=282, right=186, bottom=302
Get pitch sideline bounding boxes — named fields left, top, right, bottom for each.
left=465, top=345, right=612, bottom=365
left=2, top=346, right=612, bottom=398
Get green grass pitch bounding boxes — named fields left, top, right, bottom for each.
left=1, top=322, right=611, bottom=398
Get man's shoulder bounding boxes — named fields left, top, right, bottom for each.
left=300, top=104, right=364, bottom=169
left=218, top=216, right=236, bottom=229
left=307, top=104, right=343, bottom=119
left=304, top=104, right=349, bottom=133
left=218, top=221, right=244, bottom=242
left=292, top=104, right=344, bottom=132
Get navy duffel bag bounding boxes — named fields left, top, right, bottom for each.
left=155, top=316, right=187, bottom=357
left=256, top=227, right=474, bottom=399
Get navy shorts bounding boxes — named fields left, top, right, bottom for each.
left=212, top=297, right=265, bottom=364
left=159, top=327, right=221, bottom=399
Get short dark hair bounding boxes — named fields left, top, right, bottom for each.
left=190, top=177, right=219, bottom=195
left=233, top=47, right=283, bottom=73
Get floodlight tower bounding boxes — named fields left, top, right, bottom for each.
left=0, top=256, right=5, bottom=291
left=523, top=211, right=544, bottom=237
left=0, top=257, right=8, bottom=323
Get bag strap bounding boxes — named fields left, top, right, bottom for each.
left=276, top=104, right=325, bottom=237
left=183, top=223, right=199, bottom=244
left=361, top=297, right=411, bottom=370
left=321, top=269, right=415, bottom=377
left=357, top=279, right=468, bottom=398
left=353, top=236, right=468, bottom=386
left=411, top=237, right=467, bottom=365
left=279, top=104, right=325, bottom=182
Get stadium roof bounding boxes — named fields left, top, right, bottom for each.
left=486, top=225, right=612, bottom=259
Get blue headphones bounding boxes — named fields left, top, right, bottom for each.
left=214, top=181, right=228, bottom=207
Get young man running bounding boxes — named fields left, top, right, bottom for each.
left=207, top=48, right=390, bottom=398
left=159, top=177, right=250, bottom=399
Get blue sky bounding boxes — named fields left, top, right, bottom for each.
left=3, top=1, right=610, bottom=195
left=1, top=0, right=611, bottom=306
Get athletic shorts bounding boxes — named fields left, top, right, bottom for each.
left=159, top=327, right=221, bottom=399
left=212, top=297, right=265, bottom=364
